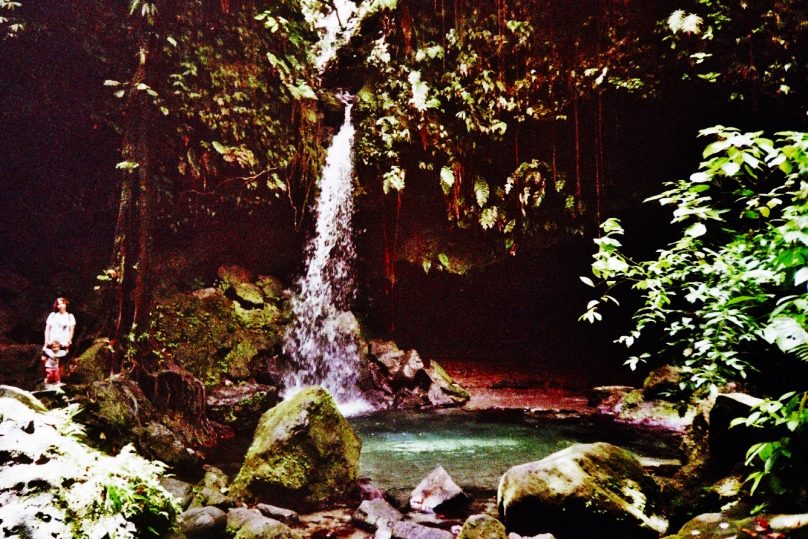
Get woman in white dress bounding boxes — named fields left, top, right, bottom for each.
left=42, top=297, right=76, bottom=378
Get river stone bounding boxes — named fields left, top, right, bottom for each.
left=497, top=442, right=668, bottom=538
left=234, top=516, right=302, bottom=539
left=458, top=514, right=508, bottom=539
left=391, top=520, right=454, bottom=539
left=160, top=476, right=195, bottom=510
left=255, top=502, right=300, bottom=524
left=190, top=465, right=235, bottom=509
left=426, top=361, right=470, bottom=406
left=227, top=507, right=265, bottom=533
left=353, top=498, right=404, bottom=530
left=181, top=506, right=227, bottom=538
left=230, top=386, right=361, bottom=509
left=410, top=464, right=468, bottom=513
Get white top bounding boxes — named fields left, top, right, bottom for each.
left=46, top=312, right=76, bottom=347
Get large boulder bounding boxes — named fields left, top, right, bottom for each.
left=230, top=387, right=361, bottom=509
left=206, top=382, right=280, bottom=432
left=497, top=442, right=668, bottom=539
left=70, top=338, right=114, bottom=384
left=457, top=514, right=508, bottom=539
left=663, top=512, right=808, bottom=539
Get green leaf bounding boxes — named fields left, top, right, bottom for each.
left=580, top=276, right=595, bottom=287
left=474, top=178, right=489, bottom=207
left=211, top=141, right=227, bottom=154
left=440, top=166, right=455, bottom=195
left=437, top=253, right=450, bottom=268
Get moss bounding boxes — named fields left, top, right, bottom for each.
left=430, top=360, right=471, bottom=400
left=225, top=341, right=259, bottom=380
left=233, top=282, right=265, bottom=307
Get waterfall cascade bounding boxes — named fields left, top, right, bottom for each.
left=282, top=103, right=370, bottom=414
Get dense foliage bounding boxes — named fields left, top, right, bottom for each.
left=582, top=127, right=808, bottom=496
left=0, top=400, right=180, bottom=538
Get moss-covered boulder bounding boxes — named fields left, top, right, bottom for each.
left=71, top=338, right=114, bottom=384
left=206, top=383, right=280, bottom=432
left=497, top=442, right=668, bottom=538
left=149, top=272, right=289, bottom=388
left=230, top=387, right=361, bottom=510
left=663, top=512, right=808, bottom=539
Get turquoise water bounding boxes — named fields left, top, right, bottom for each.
left=351, top=409, right=680, bottom=497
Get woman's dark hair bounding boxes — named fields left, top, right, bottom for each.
left=52, top=297, right=70, bottom=311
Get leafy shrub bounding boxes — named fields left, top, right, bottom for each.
left=581, top=127, right=808, bottom=494
left=0, top=398, right=181, bottom=538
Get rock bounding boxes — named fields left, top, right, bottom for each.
left=426, top=361, right=470, bottom=406
left=0, top=344, right=40, bottom=390
left=218, top=264, right=253, bottom=287
left=136, top=420, right=201, bottom=473
left=0, top=384, right=47, bottom=412
left=182, top=506, right=227, bottom=538
left=71, top=338, right=113, bottom=383
left=642, top=365, right=684, bottom=401
left=508, top=534, right=557, bottom=539
left=234, top=516, right=303, bottom=539
left=390, top=520, right=454, bottom=539
left=596, top=387, right=696, bottom=433
left=231, top=282, right=265, bottom=308
left=255, top=503, right=300, bottom=524
left=161, top=477, right=195, bottom=510
left=497, top=442, right=668, bottom=538
left=257, top=275, right=285, bottom=301
left=83, top=378, right=152, bottom=434
left=190, top=465, right=235, bottom=509
left=458, top=514, right=508, bottom=539
left=353, top=498, right=403, bottom=530
left=206, top=382, right=279, bottom=432
left=369, top=339, right=400, bottom=357
left=230, top=387, right=361, bottom=509
left=226, top=507, right=265, bottom=533
left=663, top=512, right=808, bottom=539
left=410, top=464, right=468, bottom=513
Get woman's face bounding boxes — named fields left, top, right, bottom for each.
left=56, top=299, right=67, bottom=312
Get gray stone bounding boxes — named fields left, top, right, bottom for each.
left=410, top=464, right=467, bottom=513
left=234, top=516, right=302, bottom=539
left=230, top=387, right=361, bottom=509
left=642, top=365, right=684, bottom=400
left=353, top=498, right=404, bottom=529
left=206, top=382, right=279, bottom=432
left=391, top=520, right=454, bottom=539
left=458, top=514, right=508, bottom=539
left=255, top=503, right=299, bottom=524
left=160, top=476, right=195, bottom=510
left=181, top=506, right=227, bottom=538
left=227, top=507, right=264, bottom=533
left=498, top=442, right=667, bottom=538
left=190, top=465, right=235, bottom=509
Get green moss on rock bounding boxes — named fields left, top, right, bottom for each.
left=230, top=387, right=361, bottom=510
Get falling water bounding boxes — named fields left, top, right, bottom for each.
left=282, top=102, right=370, bottom=414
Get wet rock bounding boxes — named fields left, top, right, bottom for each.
left=161, top=476, right=195, bottom=510
left=256, top=274, right=286, bottom=300
left=353, top=498, right=403, bottom=530
left=369, top=339, right=400, bottom=357
left=231, top=282, right=265, bottom=308
left=217, top=264, right=253, bottom=287
left=256, top=502, right=300, bottom=524
left=595, top=386, right=696, bottom=433
left=426, top=361, right=470, bottom=407
left=498, top=442, right=668, bottom=538
left=410, top=464, right=468, bottom=513
left=390, top=520, right=454, bottom=539
left=182, top=506, right=227, bottom=538
left=663, top=512, right=808, bottom=539
left=230, top=387, right=361, bottom=510
left=458, top=514, right=508, bottom=539
left=643, top=365, right=684, bottom=401
left=206, top=382, right=279, bottom=432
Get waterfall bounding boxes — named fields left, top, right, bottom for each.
left=282, top=103, right=370, bottom=414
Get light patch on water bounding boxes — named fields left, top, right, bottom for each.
left=371, top=437, right=521, bottom=453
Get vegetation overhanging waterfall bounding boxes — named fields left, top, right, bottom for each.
left=282, top=102, right=370, bottom=413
